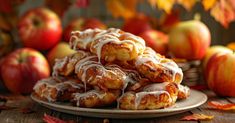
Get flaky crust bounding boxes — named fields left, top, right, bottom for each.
left=178, top=84, right=190, bottom=99
left=135, top=47, right=183, bottom=84
left=70, top=28, right=145, bottom=62
left=74, top=55, right=127, bottom=91
left=33, top=77, right=85, bottom=102
left=72, top=89, right=121, bottom=108
left=118, top=82, right=178, bottom=110
left=53, top=51, right=90, bottom=77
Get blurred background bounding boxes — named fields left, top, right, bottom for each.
left=0, top=0, right=235, bottom=94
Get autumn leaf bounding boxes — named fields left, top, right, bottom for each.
left=45, top=0, right=72, bottom=16
left=202, top=0, right=217, bottom=10
left=177, top=0, right=197, bottom=11
left=105, top=0, right=138, bottom=19
left=181, top=114, right=214, bottom=121
left=208, top=101, right=235, bottom=110
left=148, top=0, right=175, bottom=14
left=0, top=105, right=16, bottom=111
left=43, top=114, right=75, bottom=123
left=159, top=9, right=180, bottom=32
left=210, top=0, right=235, bottom=28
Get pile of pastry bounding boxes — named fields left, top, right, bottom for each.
left=33, top=28, right=190, bottom=110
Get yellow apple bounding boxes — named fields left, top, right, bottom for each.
left=47, top=42, right=76, bottom=66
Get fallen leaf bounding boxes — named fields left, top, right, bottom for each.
left=43, top=114, right=75, bottom=123
left=103, top=119, right=109, bottom=123
left=0, top=105, right=16, bottom=110
left=177, top=0, right=197, bottom=11
left=202, top=0, right=217, bottom=10
left=208, top=101, right=235, bottom=110
left=105, top=0, right=138, bottom=19
left=210, top=0, right=235, bottom=28
left=181, top=114, right=214, bottom=121
left=148, top=0, right=175, bottom=14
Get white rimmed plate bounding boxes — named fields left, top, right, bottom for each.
left=31, top=89, right=207, bottom=119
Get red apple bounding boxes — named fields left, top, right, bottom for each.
left=205, top=51, right=235, bottom=97
left=122, top=14, right=152, bottom=35
left=139, top=29, right=168, bottom=55
left=47, top=42, right=76, bottom=66
left=168, top=20, right=211, bottom=60
left=18, top=7, right=62, bottom=50
left=202, top=45, right=232, bottom=70
left=64, top=18, right=106, bottom=42
left=1, top=48, right=50, bottom=94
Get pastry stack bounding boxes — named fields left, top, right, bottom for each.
left=33, top=28, right=190, bottom=110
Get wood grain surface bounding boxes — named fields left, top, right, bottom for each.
left=0, top=90, right=235, bottom=123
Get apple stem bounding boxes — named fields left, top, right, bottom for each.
left=194, top=13, right=201, bottom=21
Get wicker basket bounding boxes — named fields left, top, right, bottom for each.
left=176, top=60, right=205, bottom=86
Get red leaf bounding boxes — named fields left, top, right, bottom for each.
left=210, top=0, right=235, bottom=28
left=0, top=105, right=15, bottom=110
left=181, top=114, right=214, bottom=121
left=21, top=107, right=35, bottom=114
left=43, top=114, right=75, bottom=123
left=208, top=101, right=235, bottom=110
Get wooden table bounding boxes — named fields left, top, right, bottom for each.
left=0, top=90, right=235, bottom=123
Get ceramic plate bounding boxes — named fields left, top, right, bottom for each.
left=31, top=89, right=207, bottom=119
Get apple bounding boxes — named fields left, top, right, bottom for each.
left=1, top=48, right=50, bottom=94
left=18, top=7, right=62, bottom=50
left=139, top=29, right=168, bottom=55
left=122, top=14, right=152, bottom=35
left=63, top=18, right=106, bottom=42
left=202, top=45, right=232, bottom=70
left=47, top=42, right=76, bottom=66
left=168, top=20, right=211, bottom=60
left=227, top=42, right=235, bottom=50
left=205, top=51, right=235, bottom=97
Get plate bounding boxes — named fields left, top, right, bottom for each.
left=31, top=89, right=207, bottom=119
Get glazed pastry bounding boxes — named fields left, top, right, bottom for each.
left=53, top=50, right=90, bottom=77
left=75, top=55, right=127, bottom=91
left=135, top=47, right=183, bottom=84
left=72, top=89, right=121, bottom=108
left=69, top=28, right=145, bottom=62
left=33, top=77, right=85, bottom=102
left=178, top=84, right=190, bottom=99
left=118, top=82, right=178, bottom=110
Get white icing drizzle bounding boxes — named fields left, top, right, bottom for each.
left=33, top=77, right=83, bottom=102
left=52, top=50, right=89, bottom=77
left=73, top=90, right=106, bottom=106
left=70, top=28, right=145, bottom=62
left=135, top=47, right=183, bottom=83
left=134, top=91, right=171, bottom=109
left=117, top=82, right=173, bottom=109
left=178, top=84, right=190, bottom=95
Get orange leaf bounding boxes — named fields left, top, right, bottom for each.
left=177, top=0, right=197, bottom=11
left=148, top=0, right=175, bottom=14
left=208, top=101, right=235, bottom=110
left=210, top=0, right=235, bottom=28
left=105, top=0, right=138, bottom=19
left=202, top=0, right=217, bottom=10
left=181, top=114, right=214, bottom=121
